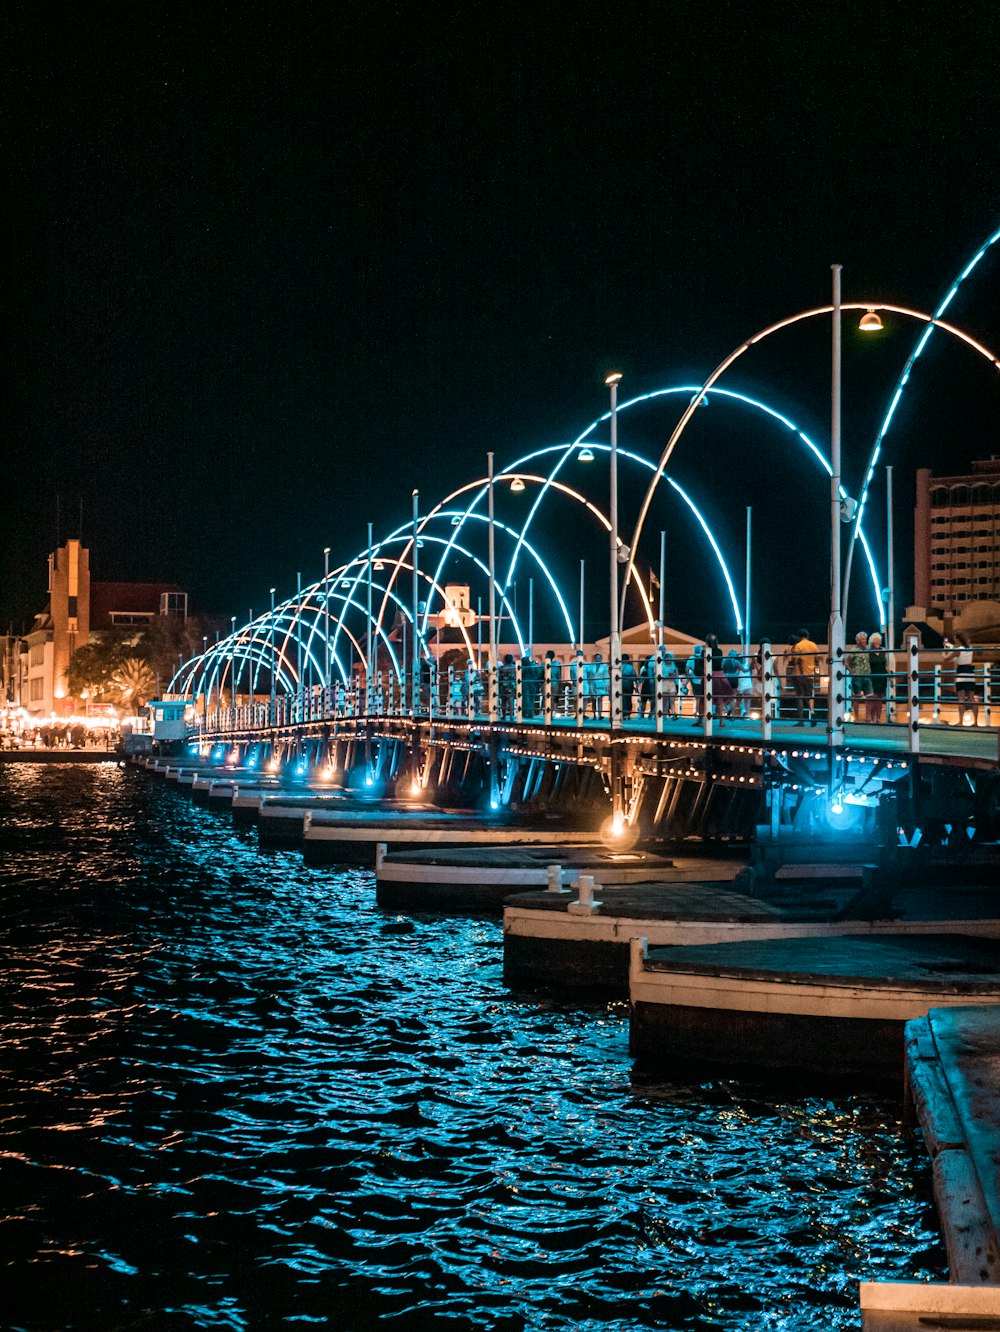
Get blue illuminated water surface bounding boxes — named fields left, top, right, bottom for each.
left=1, top=765, right=944, bottom=1330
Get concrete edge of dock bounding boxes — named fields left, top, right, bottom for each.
left=885, top=1004, right=1000, bottom=1326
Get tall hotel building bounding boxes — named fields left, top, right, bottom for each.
left=914, top=457, right=1000, bottom=615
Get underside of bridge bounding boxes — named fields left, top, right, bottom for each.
left=191, top=714, right=1000, bottom=883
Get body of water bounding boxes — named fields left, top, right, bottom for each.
left=0, top=763, right=944, bottom=1330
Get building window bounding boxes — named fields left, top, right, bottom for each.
left=108, top=612, right=155, bottom=626
left=29, top=678, right=44, bottom=701
left=160, top=592, right=188, bottom=619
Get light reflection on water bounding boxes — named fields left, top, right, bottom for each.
left=0, top=763, right=944, bottom=1330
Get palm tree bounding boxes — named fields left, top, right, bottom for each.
left=110, top=657, right=156, bottom=711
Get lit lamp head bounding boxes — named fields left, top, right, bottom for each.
left=578, top=447, right=595, bottom=462
left=858, top=309, right=884, bottom=332
left=604, top=370, right=623, bottom=388
left=509, top=476, right=525, bottom=493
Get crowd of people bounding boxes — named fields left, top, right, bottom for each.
left=0, top=722, right=120, bottom=750
left=436, top=629, right=987, bottom=726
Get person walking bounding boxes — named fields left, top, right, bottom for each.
left=722, top=648, right=742, bottom=717
left=498, top=653, right=516, bottom=721
left=582, top=653, right=601, bottom=719
left=946, top=631, right=979, bottom=726
left=688, top=644, right=705, bottom=724
left=620, top=653, right=638, bottom=720
left=659, top=648, right=680, bottom=719
left=867, top=633, right=889, bottom=724
left=544, top=650, right=562, bottom=716
left=792, top=628, right=819, bottom=725
left=594, top=652, right=610, bottom=719
left=706, top=633, right=733, bottom=721
left=638, top=653, right=655, bottom=719
left=846, top=632, right=871, bottom=723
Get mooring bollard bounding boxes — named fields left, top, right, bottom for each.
left=546, top=863, right=568, bottom=893
left=303, top=810, right=312, bottom=833
left=376, top=841, right=387, bottom=871
left=568, top=873, right=601, bottom=914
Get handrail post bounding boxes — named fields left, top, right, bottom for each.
left=933, top=663, right=941, bottom=725
left=983, top=664, right=992, bottom=729
left=761, top=640, right=773, bottom=743
left=908, top=640, right=921, bottom=754
left=702, top=659, right=713, bottom=738
left=654, top=651, right=664, bottom=735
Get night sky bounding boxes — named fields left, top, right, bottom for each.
left=7, top=4, right=999, bottom=644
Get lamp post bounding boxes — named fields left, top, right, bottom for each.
left=605, top=371, right=623, bottom=730
left=269, top=587, right=276, bottom=712
left=230, top=615, right=236, bottom=724
left=247, top=611, right=254, bottom=713
left=323, top=547, right=331, bottom=697
left=411, top=490, right=420, bottom=715
left=487, top=453, right=497, bottom=723
left=366, top=521, right=374, bottom=713
left=829, top=266, right=846, bottom=746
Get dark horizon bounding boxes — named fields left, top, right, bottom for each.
left=6, top=4, right=998, bottom=643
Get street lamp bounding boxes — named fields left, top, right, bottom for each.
left=230, top=615, right=236, bottom=721
left=605, top=371, right=623, bottom=731
left=829, top=266, right=845, bottom=745
left=269, top=587, right=276, bottom=710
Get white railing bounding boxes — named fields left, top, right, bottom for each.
left=189, top=642, right=1000, bottom=756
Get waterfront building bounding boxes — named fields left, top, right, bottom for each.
left=11, top=539, right=188, bottom=717
left=908, top=457, right=1000, bottom=642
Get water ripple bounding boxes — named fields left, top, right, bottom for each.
left=0, top=763, right=944, bottom=1330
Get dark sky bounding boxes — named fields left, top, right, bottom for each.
left=6, top=2, right=999, bottom=643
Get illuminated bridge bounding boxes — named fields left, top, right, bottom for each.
left=171, top=230, right=1000, bottom=871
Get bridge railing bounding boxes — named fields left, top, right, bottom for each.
left=191, top=642, right=999, bottom=752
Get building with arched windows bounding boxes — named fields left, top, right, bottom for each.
left=913, top=459, right=1000, bottom=630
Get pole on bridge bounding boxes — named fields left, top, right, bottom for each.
left=412, top=490, right=420, bottom=717
left=487, top=452, right=499, bottom=808
left=606, top=370, right=624, bottom=832
left=578, top=559, right=585, bottom=653
left=487, top=453, right=498, bottom=725
left=366, top=521, right=373, bottom=710
left=744, top=506, right=752, bottom=658
left=606, top=371, right=623, bottom=735
left=269, top=587, right=276, bottom=720
left=366, top=520, right=374, bottom=779
left=887, top=466, right=896, bottom=723
left=324, top=547, right=331, bottom=695
left=658, top=530, right=665, bottom=649
left=828, top=265, right=846, bottom=748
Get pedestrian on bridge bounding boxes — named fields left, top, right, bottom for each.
left=687, top=645, right=705, bottom=724
left=499, top=654, right=516, bottom=720
left=945, top=631, right=979, bottom=726
left=847, top=632, right=871, bottom=722
left=620, top=653, right=638, bottom=719
left=867, top=633, right=889, bottom=724
left=544, top=650, right=562, bottom=715
left=792, top=629, right=820, bottom=726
